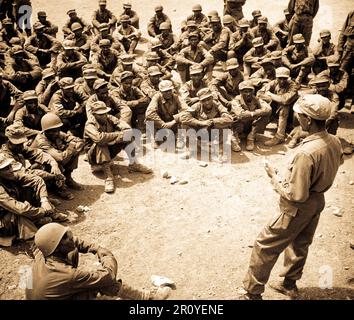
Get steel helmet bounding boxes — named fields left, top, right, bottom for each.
left=41, top=113, right=63, bottom=131
left=34, top=223, right=69, bottom=257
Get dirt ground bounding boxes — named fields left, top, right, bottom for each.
left=0, top=0, right=353, bottom=300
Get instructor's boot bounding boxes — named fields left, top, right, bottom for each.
left=269, top=279, right=299, bottom=299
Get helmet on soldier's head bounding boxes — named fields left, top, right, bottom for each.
left=71, top=22, right=83, bottom=32
left=159, top=80, right=174, bottom=92
left=41, top=113, right=63, bottom=131
left=192, top=4, right=202, bottom=11
left=35, top=223, right=69, bottom=257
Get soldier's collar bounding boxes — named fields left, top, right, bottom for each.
left=301, top=131, right=329, bottom=145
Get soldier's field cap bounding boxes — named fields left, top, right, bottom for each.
left=257, top=16, right=268, bottom=24
left=293, top=33, right=305, bottom=43
left=99, top=39, right=111, bottom=47
left=159, top=80, right=174, bottom=92
left=226, top=58, right=239, bottom=70
left=99, top=23, right=110, bottom=31
left=120, top=14, right=130, bottom=23
left=63, top=40, right=78, bottom=50
left=71, top=22, right=83, bottom=31
left=147, top=66, right=162, bottom=76
left=121, top=70, right=134, bottom=81
left=320, top=29, right=331, bottom=38
left=91, top=101, right=111, bottom=115
left=93, top=78, right=108, bottom=90
left=223, top=15, right=234, bottom=24
left=186, top=20, right=197, bottom=27
left=260, top=57, right=274, bottom=66
left=5, top=124, right=28, bottom=144
left=293, top=94, right=332, bottom=120
left=83, top=69, right=98, bottom=79
left=3, top=18, right=13, bottom=25
left=210, top=15, right=221, bottom=23
left=197, top=88, right=213, bottom=101
left=123, top=2, right=132, bottom=8
left=271, top=50, right=282, bottom=60
left=252, top=10, right=262, bottom=17
left=275, top=67, right=290, bottom=78
left=252, top=37, right=264, bottom=47
left=238, top=18, right=250, bottom=28
left=37, top=11, right=47, bottom=17
left=67, top=9, right=76, bottom=15
left=120, top=53, right=135, bottom=64
left=146, top=51, right=160, bottom=61
left=309, top=73, right=330, bottom=85
left=33, top=22, right=45, bottom=30
left=192, top=4, right=202, bottom=11
left=23, top=90, right=38, bottom=101
left=0, top=153, right=14, bottom=170
left=11, top=46, right=24, bottom=55
left=155, top=5, right=163, bottom=12
left=59, top=77, right=75, bottom=89
left=159, top=22, right=171, bottom=30
left=190, top=64, right=204, bottom=75
left=239, top=80, right=255, bottom=91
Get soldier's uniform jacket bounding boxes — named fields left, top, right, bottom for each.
left=25, top=33, right=61, bottom=55
left=119, top=10, right=140, bottom=29
left=175, top=44, right=214, bottom=67
left=74, top=79, right=96, bottom=101
left=140, top=79, right=159, bottom=100
left=49, top=90, right=86, bottom=119
left=338, top=10, right=354, bottom=52
left=230, top=95, right=272, bottom=120
left=110, top=63, right=145, bottom=86
left=35, top=79, right=60, bottom=106
left=186, top=13, right=208, bottom=28
left=84, top=114, right=130, bottom=146
left=288, top=0, right=319, bottom=17
left=29, top=238, right=120, bottom=300
left=32, top=131, right=84, bottom=163
left=282, top=45, right=315, bottom=66
left=115, top=25, right=141, bottom=41
left=0, top=28, right=25, bottom=48
left=92, top=8, right=117, bottom=29
left=1, top=143, right=58, bottom=175
left=85, top=94, right=127, bottom=119
left=224, top=0, right=246, bottom=21
left=229, top=30, right=254, bottom=55
left=147, top=13, right=171, bottom=37
left=313, top=42, right=338, bottom=60
left=211, top=71, right=244, bottom=98
left=204, top=27, right=230, bottom=53
left=251, top=26, right=279, bottom=49
left=14, top=105, right=48, bottom=137
left=180, top=79, right=209, bottom=106
left=63, top=17, right=91, bottom=36
left=90, top=35, right=123, bottom=53
left=66, top=33, right=91, bottom=54
left=0, top=80, right=23, bottom=118
left=157, top=33, right=179, bottom=53
left=249, top=67, right=276, bottom=84
left=112, top=86, right=148, bottom=109
left=38, top=20, right=59, bottom=37
left=180, top=100, right=233, bottom=128
left=274, top=18, right=290, bottom=34
left=56, top=51, right=87, bottom=79
left=329, top=70, right=349, bottom=94
left=91, top=48, right=121, bottom=76
left=243, top=47, right=271, bottom=64
left=145, top=92, right=188, bottom=127
left=258, top=78, right=299, bottom=106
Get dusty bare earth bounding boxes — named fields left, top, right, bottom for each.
left=0, top=0, right=353, bottom=300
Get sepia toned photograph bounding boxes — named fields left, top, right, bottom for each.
left=0, top=0, right=353, bottom=305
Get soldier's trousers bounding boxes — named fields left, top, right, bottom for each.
left=233, top=115, right=270, bottom=140
left=288, top=14, right=314, bottom=46
left=243, top=193, right=325, bottom=295
left=274, top=105, right=293, bottom=139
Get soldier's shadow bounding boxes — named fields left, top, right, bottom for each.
left=296, top=286, right=354, bottom=300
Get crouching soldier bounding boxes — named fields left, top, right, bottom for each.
left=259, top=67, right=299, bottom=146
left=84, top=101, right=152, bottom=193
left=27, top=223, right=171, bottom=300
left=230, top=81, right=271, bottom=152
left=180, top=88, right=233, bottom=158
left=32, top=113, right=85, bottom=192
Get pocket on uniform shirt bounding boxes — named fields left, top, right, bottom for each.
left=268, top=199, right=299, bottom=233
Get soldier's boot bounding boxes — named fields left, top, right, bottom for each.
left=103, top=163, right=115, bottom=193
left=65, top=173, right=83, bottom=190
left=231, top=134, right=241, bottom=152
left=269, top=279, right=299, bottom=299
left=246, top=132, right=255, bottom=151
left=118, top=283, right=171, bottom=300
left=56, top=185, right=74, bottom=200
left=50, top=210, right=69, bottom=222
left=264, top=135, right=285, bottom=147
left=239, top=293, right=263, bottom=300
